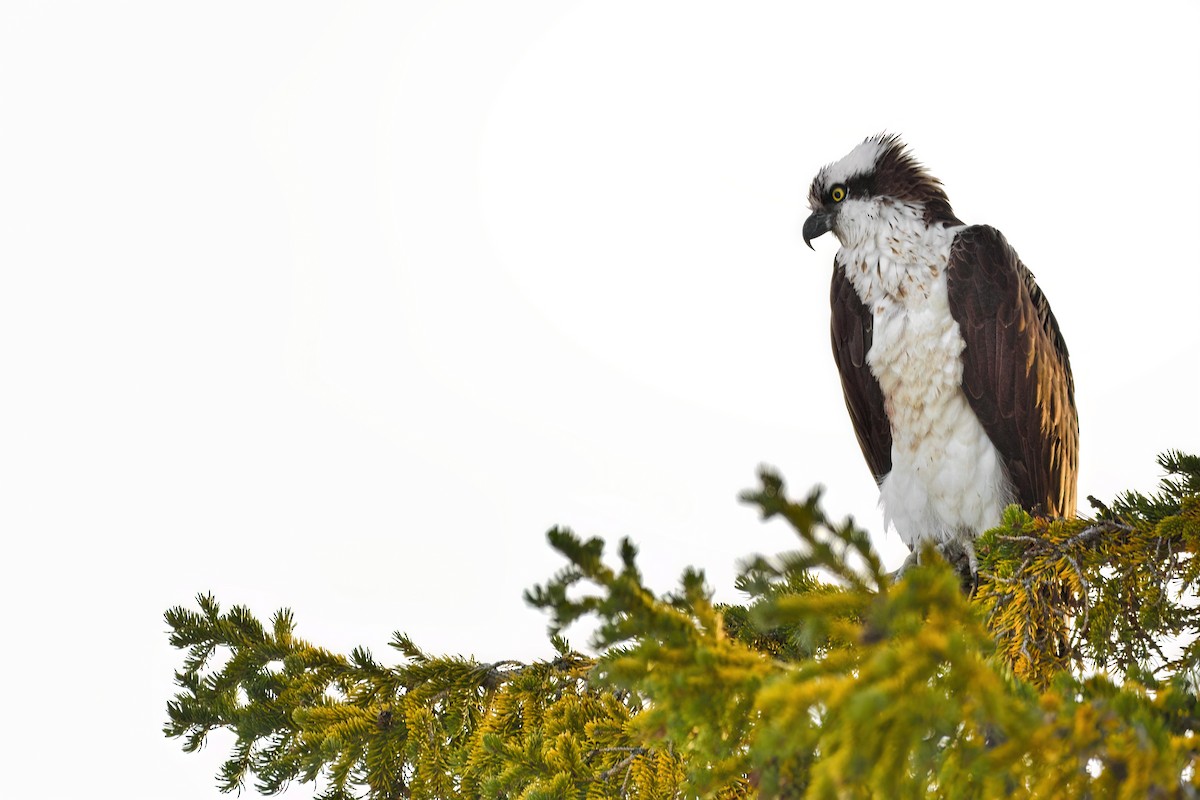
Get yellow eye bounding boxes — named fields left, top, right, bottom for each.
left=830, top=185, right=847, bottom=203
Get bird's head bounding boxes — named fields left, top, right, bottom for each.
left=803, top=133, right=961, bottom=249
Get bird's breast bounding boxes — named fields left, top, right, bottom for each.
left=838, top=222, right=1012, bottom=547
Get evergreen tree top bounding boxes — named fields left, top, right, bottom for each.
left=165, top=452, right=1200, bottom=798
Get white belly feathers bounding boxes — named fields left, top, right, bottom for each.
left=836, top=201, right=1012, bottom=552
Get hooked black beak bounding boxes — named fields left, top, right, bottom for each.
left=802, top=210, right=834, bottom=250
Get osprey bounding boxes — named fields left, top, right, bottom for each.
left=803, top=134, right=1078, bottom=573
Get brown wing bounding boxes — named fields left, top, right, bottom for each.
left=830, top=262, right=891, bottom=485
left=946, top=225, right=1079, bottom=517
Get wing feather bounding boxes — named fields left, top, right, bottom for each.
left=830, top=263, right=892, bottom=484
left=947, top=225, right=1079, bottom=517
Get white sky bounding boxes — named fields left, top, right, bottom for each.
left=2, top=2, right=1198, bottom=797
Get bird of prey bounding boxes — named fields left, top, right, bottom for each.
left=803, top=134, right=1078, bottom=574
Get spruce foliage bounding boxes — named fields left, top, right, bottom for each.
left=165, top=452, right=1200, bottom=798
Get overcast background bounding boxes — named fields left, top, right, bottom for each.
left=2, top=2, right=1198, bottom=797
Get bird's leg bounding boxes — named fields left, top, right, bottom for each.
left=937, top=537, right=978, bottom=594
left=889, top=539, right=977, bottom=593
left=890, top=549, right=921, bottom=582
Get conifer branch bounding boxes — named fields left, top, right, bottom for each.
left=165, top=451, right=1200, bottom=798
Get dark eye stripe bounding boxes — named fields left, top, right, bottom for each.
left=845, top=173, right=874, bottom=199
